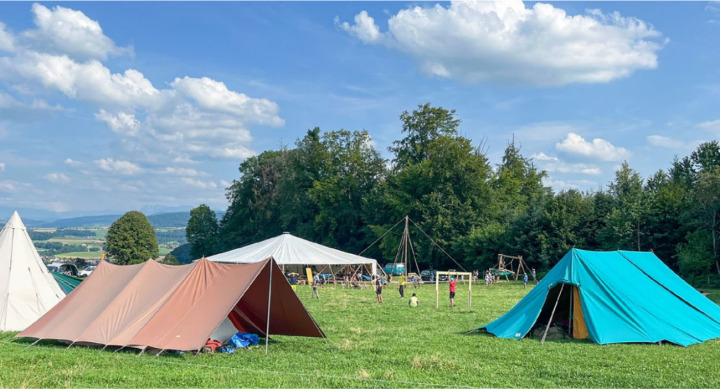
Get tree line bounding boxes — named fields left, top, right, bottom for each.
left=182, top=103, right=719, bottom=286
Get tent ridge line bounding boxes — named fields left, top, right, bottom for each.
left=617, top=250, right=720, bottom=327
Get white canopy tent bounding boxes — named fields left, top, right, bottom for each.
left=206, top=232, right=378, bottom=275
left=0, top=211, right=65, bottom=331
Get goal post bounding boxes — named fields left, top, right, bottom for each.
left=435, top=271, right=473, bottom=309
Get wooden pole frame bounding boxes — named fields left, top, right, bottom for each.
left=434, top=271, right=473, bottom=309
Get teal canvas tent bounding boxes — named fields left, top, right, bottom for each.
left=51, top=273, right=83, bottom=294
left=479, top=249, right=720, bottom=346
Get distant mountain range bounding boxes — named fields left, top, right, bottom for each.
left=0, top=210, right=224, bottom=229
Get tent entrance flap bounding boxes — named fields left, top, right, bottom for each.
left=532, top=283, right=576, bottom=338
left=572, top=286, right=589, bottom=339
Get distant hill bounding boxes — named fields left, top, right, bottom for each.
left=39, top=215, right=121, bottom=228
left=146, top=212, right=191, bottom=228
left=27, top=210, right=223, bottom=229
left=39, top=212, right=191, bottom=228
left=0, top=218, right=47, bottom=228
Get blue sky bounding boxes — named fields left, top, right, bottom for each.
left=0, top=1, right=719, bottom=218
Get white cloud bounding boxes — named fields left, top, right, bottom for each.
left=170, top=77, right=284, bottom=126
left=0, top=179, right=32, bottom=192
left=532, top=152, right=558, bottom=162
left=64, top=158, right=83, bottom=167
left=0, top=162, right=5, bottom=172
left=0, top=52, right=159, bottom=107
left=531, top=153, right=601, bottom=175
left=339, top=1, right=663, bottom=86
left=646, top=135, right=686, bottom=149
left=163, top=167, right=200, bottom=176
left=181, top=177, right=217, bottom=189
left=698, top=119, right=720, bottom=135
left=0, top=22, right=14, bottom=52
left=95, top=110, right=141, bottom=136
left=43, top=172, right=70, bottom=183
left=0, top=5, right=283, bottom=163
left=23, top=3, right=131, bottom=61
left=543, top=178, right=600, bottom=191
left=336, top=11, right=383, bottom=44
left=556, top=132, right=631, bottom=161
left=94, top=158, right=142, bottom=175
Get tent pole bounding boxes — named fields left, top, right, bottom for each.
left=541, top=283, right=565, bottom=344
left=435, top=272, right=439, bottom=309
left=26, top=338, right=41, bottom=349
left=265, top=258, right=273, bottom=356
left=569, top=286, right=574, bottom=338
left=468, top=273, right=472, bottom=307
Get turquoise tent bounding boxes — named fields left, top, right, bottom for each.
left=480, top=249, right=720, bottom=346
left=51, top=273, right=83, bottom=295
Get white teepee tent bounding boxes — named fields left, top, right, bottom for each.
left=0, top=211, right=65, bottom=331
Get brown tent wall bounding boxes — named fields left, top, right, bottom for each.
left=18, top=257, right=323, bottom=351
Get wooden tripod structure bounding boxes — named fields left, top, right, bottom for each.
left=492, top=254, right=531, bottom=281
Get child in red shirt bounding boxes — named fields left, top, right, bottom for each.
left=449, top=277, right=457, bottom=307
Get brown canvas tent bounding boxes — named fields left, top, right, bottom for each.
left=17, top=257, right=323, bottom=352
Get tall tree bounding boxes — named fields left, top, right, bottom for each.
left=600, top=162, right=646, bottom=250
left=186, top=204, right=219, bottom=259
left=219, top=149, right=291, bottom=249
left=105, top=211, right=158, bottom=265
left=389, top=103, right=460, bottom=169
left=380, top=104, right=492, bottom=270
left=308, top=129, right=385, bottom=253
left=692, top=167, right=720, bottom=274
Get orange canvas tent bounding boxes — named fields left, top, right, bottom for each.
left=17, top=257, right=323, bottom=352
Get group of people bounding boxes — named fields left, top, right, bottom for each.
left=372, top=274, right=458, bottom=307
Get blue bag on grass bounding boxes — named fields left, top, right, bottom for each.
left=229, top=332, right=260, bottom=348
left=220, top=346, right=235, bottom=354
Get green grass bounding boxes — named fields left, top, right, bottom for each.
left=55, top=251, right=102, bottom=259
left=1, top=283, right=720, bottom=388
left=158, top=247, right=173, bottom=256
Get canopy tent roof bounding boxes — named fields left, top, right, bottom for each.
left=18, top=257, right=323, bottom=351
left=0, top=211, right=65, bottom=331
left=207, top=232, right=377, bottom=269
left=480, top=249, right=720, bottom=347
left=52, top=273, right=83, bottom=295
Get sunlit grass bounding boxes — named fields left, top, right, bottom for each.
left=1, top=282, right=719, bottom=388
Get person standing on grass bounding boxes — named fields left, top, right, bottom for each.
left=398, top=274, right=406, bottom=298
left=312, top=274, right=320, bottom=299
left=375, top=276, right=383, bottom=303
left=523, top=273, right=529, bottom=289
left=449, top=277, right=457, bottom=307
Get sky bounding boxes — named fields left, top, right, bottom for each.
left=0, top=1, right=719, bottom=219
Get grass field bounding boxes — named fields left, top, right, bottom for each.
left=1, top=282, right=719, bottom=388
left=55, top=251, right=102, bottom=259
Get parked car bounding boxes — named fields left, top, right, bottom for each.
left=420, top=269, right=448, bottom=282
left=383, top=263, right=406, bottom=276
left=78, top=265, right=96, bottom=277
left=46, top=262, right=79, bottom=277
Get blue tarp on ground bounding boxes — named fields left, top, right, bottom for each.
left=480, top=249, right=720, bottom=346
